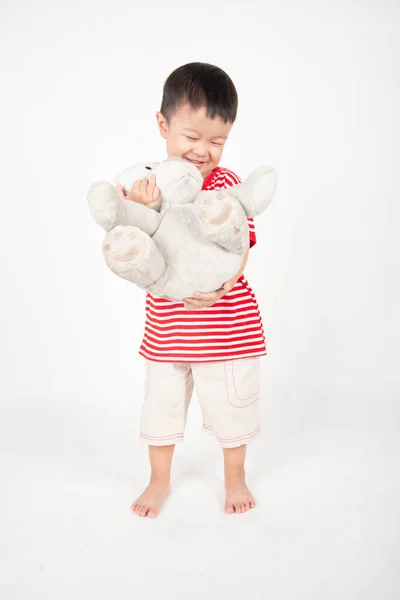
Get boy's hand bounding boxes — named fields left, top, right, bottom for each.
left=116, top=175, right=160, bottom=205
left=184, top=253, right=248, bottom=310
left=184, top=282, right=233, bottom=310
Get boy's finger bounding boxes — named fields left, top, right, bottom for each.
left=147, top=182, right=160, bottom=203
left=193, top=290, right=221, bottom=301
left=186, top=300, right=211, bottom=309
left=184, top=299, right=202, bottom=309
left=116, top=184, right=125, bottom=198
left=133, top=180, right=141, bottom=194
left=186, top=295, right=211, bottom=305
left=147, top=175, right=156, bottom=198
left=139, top=179, right=148, bottom=191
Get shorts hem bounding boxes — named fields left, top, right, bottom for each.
left=140, top=433, right=184, bottom=446
left=202, top=425, right=261, bottom=448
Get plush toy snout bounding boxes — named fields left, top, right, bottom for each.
left=154, top=157, right=203, bottom=205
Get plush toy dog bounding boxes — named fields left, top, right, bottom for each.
left=87, top=157, right=277, bottom=301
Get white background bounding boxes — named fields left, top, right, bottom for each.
left=1, top=0, right=399, bottom=598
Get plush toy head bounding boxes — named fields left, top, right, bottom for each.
left=115, top=157, right=203, bottom=208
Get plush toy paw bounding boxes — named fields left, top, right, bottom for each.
left=104, top=227, right=141, bottom=262
left=197, top=191, right=234, bottom=227
left=103, top=225, right=165, bottom=287
left=194, top=191, right=249, bottom=254
left=87, top=181, right=120, bottom=232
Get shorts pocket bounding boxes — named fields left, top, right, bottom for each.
left=224, top=358, right=260, bottom=408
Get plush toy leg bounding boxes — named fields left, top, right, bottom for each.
left=229, top=165, right=277, bottom=217
left=102, top=225, right=165, bottom=288
left=88, top=182, right=161, bottom=235
left=88, top=182, right=123, bottom=231
left=194, top=191, right=249, bottom=254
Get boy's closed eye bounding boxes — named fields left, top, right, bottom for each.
left=185, top=135, right=223, bottom=147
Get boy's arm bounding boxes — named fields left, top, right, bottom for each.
left=228, top=248, right=249, bottom=287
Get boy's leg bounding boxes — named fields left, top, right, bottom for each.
left=132, top=360, right=193, bottom=518
left=223, top=445, right=255, bottom=514
left=192, top=358, right=260, bottom=514
left=132, top=445, right=175, bottom=518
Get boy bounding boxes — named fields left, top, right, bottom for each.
left=118, top=63, right=266, bottom=517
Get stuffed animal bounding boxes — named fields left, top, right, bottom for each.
left=87, top=157, right=277, bottom=301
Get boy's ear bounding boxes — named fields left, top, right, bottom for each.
left=156, top=112, right=168, bottom=139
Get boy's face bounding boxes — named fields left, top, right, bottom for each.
left=156, top=103, right=233, bottom=179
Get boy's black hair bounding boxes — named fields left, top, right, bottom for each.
left=160, top=62, right=238, bottom=124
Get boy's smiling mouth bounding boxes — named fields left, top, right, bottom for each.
left=184, top=157, right=206, bottom=167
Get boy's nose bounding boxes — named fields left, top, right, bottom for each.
left=193, top=143, right=208, bottom=158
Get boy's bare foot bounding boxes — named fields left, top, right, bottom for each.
left=131, top=480, right=171, bottom=518
left=225, top=475, right=256, bottom=514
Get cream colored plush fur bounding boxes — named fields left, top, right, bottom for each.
left=88, top=157, right=277, bottom=301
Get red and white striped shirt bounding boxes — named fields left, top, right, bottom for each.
left=139, top=167, right=266, bottom=363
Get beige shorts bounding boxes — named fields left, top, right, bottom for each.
left=140, top=357, right=261, bottom=449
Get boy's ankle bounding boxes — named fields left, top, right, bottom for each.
left=150, top=474, right=171, bottom=485
left=224, top=468, right=246, bottom=482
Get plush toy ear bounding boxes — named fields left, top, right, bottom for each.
left=229, top=165, right=277, bottom=217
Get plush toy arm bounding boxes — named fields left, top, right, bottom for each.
left=229, top=166, right=277, bottom=217
left=88, top=181, right=161, bottom=236
left=118, top=197, right=161, bottom=236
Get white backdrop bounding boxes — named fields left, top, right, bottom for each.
left=1, top=1, right=399, bottom=599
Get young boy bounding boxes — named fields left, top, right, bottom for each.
left=118, top=62, right=266, bottom=517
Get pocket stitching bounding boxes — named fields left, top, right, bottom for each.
left=224, top=361, right=260, bottom=408
left=230, top=360, right=260, bottom=401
